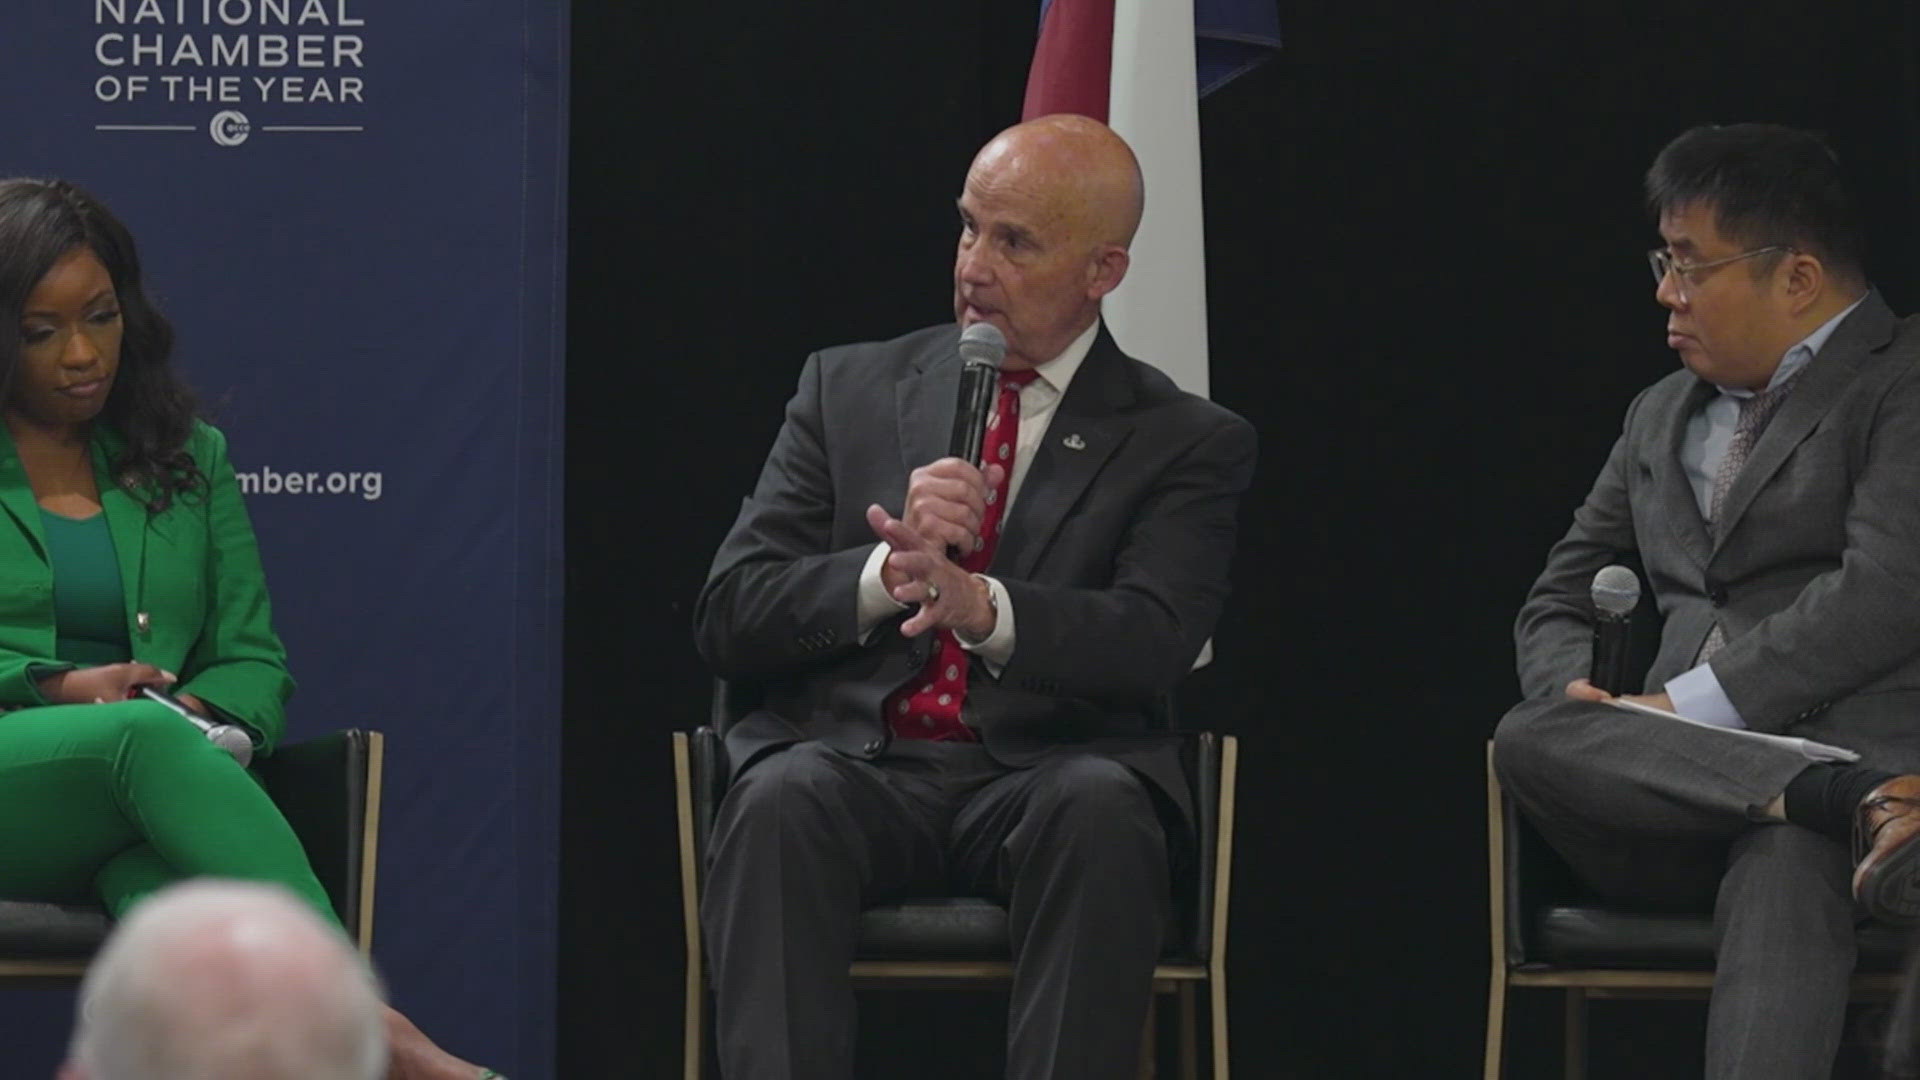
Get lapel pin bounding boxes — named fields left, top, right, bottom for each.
left=136, top=611, right=151, bottom=634
left=1063, top=433, right=1086, bottom=450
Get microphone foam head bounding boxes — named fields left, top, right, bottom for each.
left=1590, top=564, right=1641, bottom=616
left=208, top=725, right=254, bottom=768
left=958, top=321, right=1006, bottom=368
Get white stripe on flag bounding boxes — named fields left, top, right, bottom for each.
left=1105, top=0, right=1210, bottom=398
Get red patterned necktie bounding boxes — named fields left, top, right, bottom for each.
left=886, top=368, right=1040, bottom=741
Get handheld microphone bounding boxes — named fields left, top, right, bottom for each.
left=1588, top=565, right=1641, bottom=696
left=948, top=322, right=1007, bottom=466
left=138, top=686, right=254, bottom=767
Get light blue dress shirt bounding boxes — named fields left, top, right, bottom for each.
left=1664, top=296, right=1867, bottom=727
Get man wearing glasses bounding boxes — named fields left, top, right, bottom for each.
left=1495, top=123, right=1920, bottom=1078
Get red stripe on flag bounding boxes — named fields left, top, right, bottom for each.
left=1021, top=0, right=1114, bottom=122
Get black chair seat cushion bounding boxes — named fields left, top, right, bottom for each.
left=0, top=901, right=110, bottom=959
left=1530, top=903, right=1916, bottom=973
left=858, top=898, right=1009, bottom=960
left=855, top=897, right=1192, bottom=962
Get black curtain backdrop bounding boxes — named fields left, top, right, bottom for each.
left=564, top=1, right=1920, bottom=1075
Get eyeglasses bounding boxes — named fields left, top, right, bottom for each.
left=1647, top=245, right=1791, bottom=300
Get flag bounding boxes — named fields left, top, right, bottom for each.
left=1024, top=0, right=1281, bottom=398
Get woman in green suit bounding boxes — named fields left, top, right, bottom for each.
left=0, top=179, right=487, bottom=1080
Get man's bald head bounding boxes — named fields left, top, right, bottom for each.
left=63, top=881, right=388, bottom=1080
left=970, top=115, right=1145, bottom=249
left=953, top=116, right=1143, bottom=368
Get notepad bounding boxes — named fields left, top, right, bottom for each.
left=1607, top=697, right=1859, bottom=763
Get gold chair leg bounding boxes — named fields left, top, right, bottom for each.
left=674, top=732, right=705, bottom=1080
left=1210, top=969, right=1229, bottom=1080
left=684, top=972, right=703, bottom=1080
left=1138, top=997, right=1157, bottom=1080
left=1563, top=988, right=1586, bottom=1080
left=1484, top=967, right=1506, bottom=1080
left=1179, top=982, right=1198, bottom=1080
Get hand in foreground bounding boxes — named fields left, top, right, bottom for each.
left=866, top=504, right=994, bottom=640
left=38, top=663, right=175, bottom=705
left=1564, top=679, right=1675, bottom=714
left=898, top=457, right=1006, bottom=560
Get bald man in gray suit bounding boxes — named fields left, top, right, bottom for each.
left=1495, top=124, right=1920, bottom=1079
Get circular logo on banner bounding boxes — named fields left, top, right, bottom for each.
left=209, top=111, right=251, bottom=148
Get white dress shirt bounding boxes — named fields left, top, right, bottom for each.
left=854, top=319, right=1100, bottom=671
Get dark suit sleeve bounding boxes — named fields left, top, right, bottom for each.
left=1714, top=363, right=1920, bottom=729
left=995, top=412, right=1257, bottom=704
left=1513, top=390, right=1649, bottom=701
left=694, top=353, right=872, bottom=679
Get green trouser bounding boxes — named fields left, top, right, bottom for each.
left=0, top=698, right=337, bottom=925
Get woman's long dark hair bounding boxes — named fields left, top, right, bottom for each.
left=0, top=178, right=203, bottom=510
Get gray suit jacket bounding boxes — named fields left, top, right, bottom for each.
left=1515, top=292, right=1920, bottom=767
left=694, top=323, right=1258, bottom=817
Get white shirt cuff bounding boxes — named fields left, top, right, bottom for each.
left=856, top=543, right=908, bottom=642
left=953, top=575, right=1014, bottom=674
left=1664, top=663, right=1746, bottom=729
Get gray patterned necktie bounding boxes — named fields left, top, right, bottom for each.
left=1697, top=374, right=1801, bottom=662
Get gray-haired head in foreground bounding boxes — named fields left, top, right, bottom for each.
left=63, top=880, right=388, bottom=1080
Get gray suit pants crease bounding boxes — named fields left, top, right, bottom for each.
left=700, top=738, right=1174, bottom=1080
left=1494, top=697, right=1859, bottom=1080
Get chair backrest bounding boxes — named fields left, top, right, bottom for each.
left=255, top=729, right=381, bottom=949
left=709, top=679, right=762, bottom=733
left=1490, top=748, right=1586, bottom=967
left=688, top=727, right=728, bottom=902
left=1187, top=731, right=1223, bottom=962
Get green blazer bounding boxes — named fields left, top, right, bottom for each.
left=0, top=421, right=294, bottom=749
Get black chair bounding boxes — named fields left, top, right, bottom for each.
left=0, top=728, right=385, bottom=979
left=1484, top=741, right=1910, bottom=1079
left=673, top=685, right=1237, bottom=1079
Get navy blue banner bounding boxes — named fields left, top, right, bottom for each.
left=1196, top=0, right=1282, bottom=94
left=1, top=1, right=566, bottom=1074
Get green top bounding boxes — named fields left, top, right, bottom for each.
left=39, top=508, right=131, bottom=667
